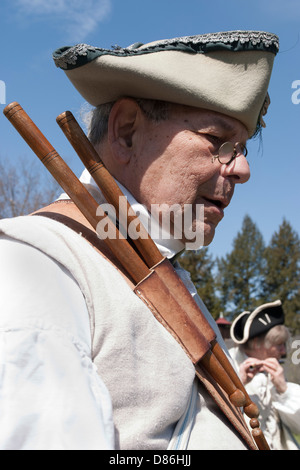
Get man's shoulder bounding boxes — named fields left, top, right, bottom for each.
left=0, top=202, right=135, bottom=291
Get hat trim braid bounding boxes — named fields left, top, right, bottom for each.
left=53, top=30, right=279, bottom=70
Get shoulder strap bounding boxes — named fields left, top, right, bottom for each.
left=32, top=200, right=135, bottom=287
left=32, top=200, right=257, bottom=450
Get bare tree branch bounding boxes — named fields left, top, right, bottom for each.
left=0, top=155, right=60, bottom=219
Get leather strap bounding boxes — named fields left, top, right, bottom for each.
left=32, top=200, right=257, bottom=450
left=32, top=200, right=136, bottom=287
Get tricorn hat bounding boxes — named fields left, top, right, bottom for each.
left=53, top=30, right=279, bottom=137
left=230, top=300, right=285, bottom=344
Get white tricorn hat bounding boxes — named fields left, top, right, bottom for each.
left=53, top=30, right=279, bottom=137
left=230, top=300, right=285, bottom=344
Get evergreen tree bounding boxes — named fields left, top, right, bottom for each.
left=179, top=247, right=221, bottom=319
left=263, top=219, right=300, bottom=334
left=217, top=215, right=266, bottom=317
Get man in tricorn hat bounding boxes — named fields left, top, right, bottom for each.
left=230, top=300, right=300, bottom=450
left=0, top=31, right=279, bottom=449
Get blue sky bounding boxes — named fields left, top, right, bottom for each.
left=1, top=0, right=299, bottom=259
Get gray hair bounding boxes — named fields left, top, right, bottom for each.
left=88, top=98, right=171, bottom=146
left=263, top=324, right=289, bottom=349
left=242, top=325, right=290, bottom=353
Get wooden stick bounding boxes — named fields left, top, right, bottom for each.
left=211, top=341, right=260, bottom=419
left=3, top=102, right=149, bottom=283
left=4, top=103, right=247, bottom=408
left=250, top=419, right=271, bottom=450
left=4, top=102, right=269, bottom=448
left=56, top=111, right=162, bottom=268
left=54, top=110, right=270, bottom=448
left=56, top=110, right=271, bottom=449
left=55, top=111, right=262, bottom=412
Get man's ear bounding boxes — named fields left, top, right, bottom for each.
left=108, top=98, right=141, bottom=164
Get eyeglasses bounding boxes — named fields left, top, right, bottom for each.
left=211, top=142, right=248, bottom=166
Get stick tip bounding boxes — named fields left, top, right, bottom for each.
left=3, top=101, right=22, bottom=118
left=252, top=428, right=270, bottom=450
left=56, top=110, right=73, bottom=126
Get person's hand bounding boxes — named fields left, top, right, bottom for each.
left=259, top=357, right=287, bottom=394
left=239, top=358, right=264, bottom=385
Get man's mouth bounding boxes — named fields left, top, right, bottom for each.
left=203, top=197, right=228, bottom=210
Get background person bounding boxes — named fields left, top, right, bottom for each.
left=229, top=300, right=300, bottom=450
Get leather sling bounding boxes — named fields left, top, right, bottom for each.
left=32, top=200, right=257, bottom=450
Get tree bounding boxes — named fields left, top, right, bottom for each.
left=0, top=155, right=60, bottom=218
left=179, top=247, right=221, bottom=319
left=217, top=215, right=266, bottom=317
left=263, top=219, right=300, bottom=334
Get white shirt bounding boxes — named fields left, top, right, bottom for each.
left=0, top=235, right=115, bottom=450
left=0, top=173, right=189, bottom=450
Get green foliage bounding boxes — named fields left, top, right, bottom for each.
left=217, top=215, right=266, bottom=315
left=179, top=215, right=300, bottom=335
left=263, top=219, right=300, bottom=334
left=179, top=247, right=222, bottom=319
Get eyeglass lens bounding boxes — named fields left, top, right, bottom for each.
left=218, top=142, right=247, bottom=164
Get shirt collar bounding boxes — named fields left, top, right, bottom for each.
left=79, top=169, right=185, bottom=259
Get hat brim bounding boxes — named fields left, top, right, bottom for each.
left=53, top=31, right=279, bottom=137
left=230, top=300, right=284, bottom=344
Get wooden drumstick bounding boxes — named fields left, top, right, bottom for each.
left=55, top=109, right=270, bottom=413
left=55, top=111, right=263, bottom=414
left=3, top=101, right=246, bottom=410
left=3, top=102, right=149, bottom=283
left=56, top=110, right=162, bottom=268
left=5, top=102, right=271, bottom=448
left=55, top=109, right=269, bottom=449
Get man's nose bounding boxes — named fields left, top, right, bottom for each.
left=221, top=154, right=251, bottom=184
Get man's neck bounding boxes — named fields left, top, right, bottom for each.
left=76, top=169, right=185, bottom=259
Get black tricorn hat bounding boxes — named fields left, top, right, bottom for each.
left=230, top=300, right=284, bottom=344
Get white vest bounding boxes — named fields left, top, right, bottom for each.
left=0, top=213, right=249, bottom=450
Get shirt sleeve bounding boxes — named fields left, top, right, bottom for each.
left=272, top=382, right=300, bottom=434
left=0, top=236, right=115, bottom=450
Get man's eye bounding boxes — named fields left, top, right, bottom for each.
left=206, top=134, right=220, bottom=141
left=190, top=130, right=222, bottom=149
left=206, top=134, right=222, bottom=148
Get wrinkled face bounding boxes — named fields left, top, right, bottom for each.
left=129, top=105, right=250, bottom=247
